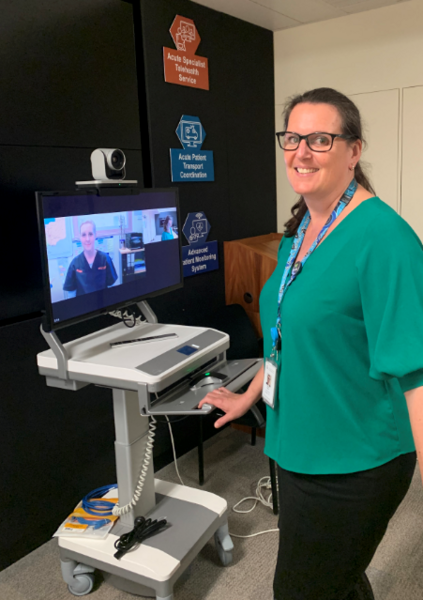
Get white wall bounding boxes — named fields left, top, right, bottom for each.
left=274, top=0, right=423, bottom=238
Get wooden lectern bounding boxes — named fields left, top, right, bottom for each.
left=224, top=233, right=283, bottom=338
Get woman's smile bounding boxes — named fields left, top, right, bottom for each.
left=294, top=167, right=319, bottom=175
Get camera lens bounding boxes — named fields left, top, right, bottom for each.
left=109, top=149, right=125, bottom=171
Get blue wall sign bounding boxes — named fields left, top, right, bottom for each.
left=182, top=211, right=210, bottom=246
left=182, top=211, right=219, bottom=277
left=170, top=115, right=215, bottom=182
left=182, top=241, right=219, bottom=277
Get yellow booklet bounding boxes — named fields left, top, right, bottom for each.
left=53, top=499, right=119, bottom=539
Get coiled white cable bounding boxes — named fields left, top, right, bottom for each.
left=112, top=416, right=157, bottom=516
left=232, top=476, right=274, bottom=514
left=230, top=476, right=279, bottom=539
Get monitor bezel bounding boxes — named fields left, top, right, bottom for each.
left=36, top=187, right=183, bottom=332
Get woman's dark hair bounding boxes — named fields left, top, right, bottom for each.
left=282, top=87, right=376, bottom=237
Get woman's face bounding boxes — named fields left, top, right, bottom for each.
left=80, top=223, right=95, bottom=252
left=167, top=218, right=172, bottom=229
left=284, top=102, right=361, bottom=202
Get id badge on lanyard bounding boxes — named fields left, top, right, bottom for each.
left=263, top=178, right=358, bottom=410
left=262, top=326, right=281, bottom=409
left=262, top=357, right=279, bottom=409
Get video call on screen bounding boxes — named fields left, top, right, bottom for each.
left=40, top=191, right=181, bottom=326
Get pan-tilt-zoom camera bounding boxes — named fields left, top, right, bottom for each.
left=75, top=148, right=137, bottom=188
left=91, top=148, right=126, bottom=181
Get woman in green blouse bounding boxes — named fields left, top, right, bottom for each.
left=200, top=88, right=423, bottom=600
left=161, top=216, right=178, bottom=241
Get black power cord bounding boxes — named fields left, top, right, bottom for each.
left=113, top=516, right=168, bottom=560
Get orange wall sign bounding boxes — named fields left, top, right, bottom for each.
left=163, top=16, right=209, bottom=91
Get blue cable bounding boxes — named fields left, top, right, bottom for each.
left=81, top=484, right=118, bottom=516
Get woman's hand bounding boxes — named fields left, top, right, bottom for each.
left=198, top=388, right=253, bottom=429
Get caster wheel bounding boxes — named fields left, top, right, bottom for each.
left=67, top=573, right=94, bottom=596
left=214, top=532, right=233, bottom=566
left=217, top=547, right=233, bottom=566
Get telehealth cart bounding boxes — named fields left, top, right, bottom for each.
left=37, top=300, right=261, bottom=599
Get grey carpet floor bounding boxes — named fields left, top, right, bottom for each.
left=1, top=428, right=423, bottom=599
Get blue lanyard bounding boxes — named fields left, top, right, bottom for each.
left=270, top=178, right=358, bottom=353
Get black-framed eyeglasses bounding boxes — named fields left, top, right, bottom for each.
left=276, top=131, right=357, bottom=152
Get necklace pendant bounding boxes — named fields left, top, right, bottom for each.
left=292, top=261, right=302, bottom=277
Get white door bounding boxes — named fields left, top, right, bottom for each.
left=349, top=89, right=400, bottom=213
left=401, top=86, right=423, bottom=241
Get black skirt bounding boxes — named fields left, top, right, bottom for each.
left=274, top=452, right=416, bottom=600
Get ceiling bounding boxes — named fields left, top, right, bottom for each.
left=192, top=0, right=413, bottom=31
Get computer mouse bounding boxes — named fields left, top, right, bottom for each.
left=189, top=371, right=228, bottom=391
left=198, top=376, right=223, bottom=386
left=190, top=375, right=225, bottom=391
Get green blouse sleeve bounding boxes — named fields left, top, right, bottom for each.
left=356, top=208, right=423, bottom=393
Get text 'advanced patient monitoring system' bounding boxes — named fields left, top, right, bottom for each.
left=36, top=188, right=182, bottom=330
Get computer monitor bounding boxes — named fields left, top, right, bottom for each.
left=36, top=188, right=182, bottom=331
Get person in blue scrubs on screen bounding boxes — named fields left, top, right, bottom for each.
left=63, top=220, right=118, bottom=297
left=161, top=216, right=178, bottom=241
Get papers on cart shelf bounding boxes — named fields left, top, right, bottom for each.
left=53, top=502, right=119, bottom=540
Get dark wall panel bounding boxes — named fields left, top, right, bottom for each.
left=139, top=0, right=276, bottom=325
left=0, top=0, right=146, bottom=570
left=0, top=0, right=141, bottom=148
left=0, top=0, right=143, bottom=324
left=219, top=16, right=277, bottom=241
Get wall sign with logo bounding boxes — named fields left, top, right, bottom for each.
left=163, top=16, right=209, bottom=91
left=170, top=115, right=215, bottom=182
left=181, top=212, right=219, bottom=277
